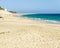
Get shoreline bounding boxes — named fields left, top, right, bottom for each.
left=17, top=15, right=60, bottom=24
left=21, top=13, right=60, bottom=24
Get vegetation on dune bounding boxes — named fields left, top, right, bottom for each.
left=0, top=6, right=16, bottom=13
left=9, top=11, right=16, bottom=13
left=0, top=6, right=4, bottom=10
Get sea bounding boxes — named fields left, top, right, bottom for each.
left=20, top=13, right=60, bottom=24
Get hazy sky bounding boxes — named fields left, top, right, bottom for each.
left=0, top=0, right=60, bottom=13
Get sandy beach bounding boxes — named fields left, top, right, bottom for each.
left=0, top=10, right=60, bottom=48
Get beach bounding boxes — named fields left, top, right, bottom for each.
left=0, top=10, right=60, bottom=48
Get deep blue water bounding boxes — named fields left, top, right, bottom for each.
left=22, top=14, right=60, bottom=24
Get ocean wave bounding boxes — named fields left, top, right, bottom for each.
left=35, top=18, right=60, bottom=24
left=33, top=18, right=60, bottom=24
left=23, top=17, right=60, bottom=24
left=44, top=20, right=60, bottom=24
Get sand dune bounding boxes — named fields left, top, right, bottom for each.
left=0, top=10, right=60, bottom=48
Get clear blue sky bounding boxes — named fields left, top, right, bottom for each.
left=0, top=0, right=60, bottom=13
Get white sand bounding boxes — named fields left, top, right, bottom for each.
left=0, top=10, right=60, bottom=48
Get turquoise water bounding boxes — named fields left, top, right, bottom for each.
left=22, top=14, right=60, bottom=24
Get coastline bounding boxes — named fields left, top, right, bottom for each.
left=0, top=10, right=60, bottom=48
left=21, top=13, right=60, bottom=24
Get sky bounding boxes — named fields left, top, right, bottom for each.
left=0, top=0, right=60, bottom=13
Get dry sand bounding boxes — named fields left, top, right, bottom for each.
left=0, top=10, right=60, bottom=48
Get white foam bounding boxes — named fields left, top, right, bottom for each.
left=44, top=20, right=60, bottom=24
left=26, top=18, right=60, bottom=24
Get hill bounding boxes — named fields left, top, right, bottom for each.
left=0, top=6, right=4, bottom=10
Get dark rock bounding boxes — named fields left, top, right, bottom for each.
left=0, top=16, right=3, bottom=18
